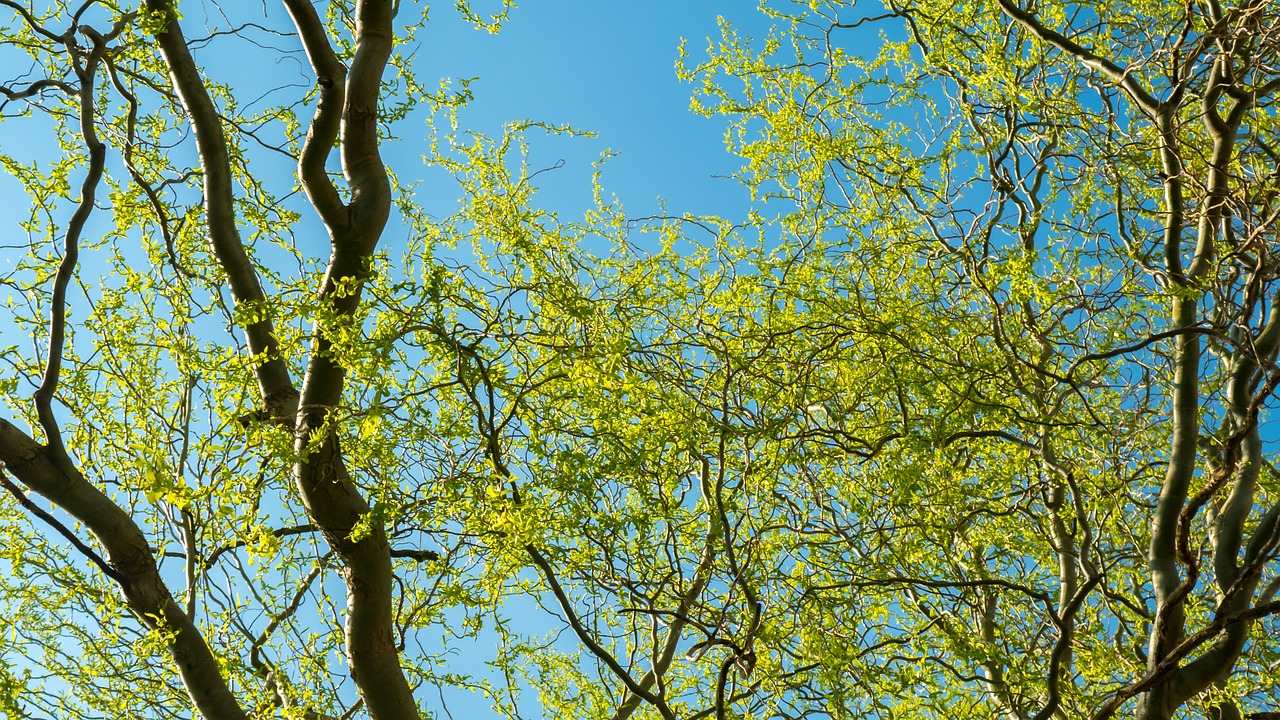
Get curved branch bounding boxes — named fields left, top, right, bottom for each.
left=270, top=0, right=412, bottom=716
left=996, top=0, right=1161, bottom=116
left=526, top=544, right=677, bottom=720
left=280, top=0, right=346, bottom=228
left=456, top=339, right=676, bottom=720
left=0, top=418, right=248, bottom=720
left=611, top=458, right=722, bottom=720
left=143, top=0, right=299, bottom=422
left=33, top=29, right=109, bottom=456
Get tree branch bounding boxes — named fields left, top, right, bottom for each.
left=0, top=417, right=248, bottom=720
left=144, top=0, right=299, bottom=423
left=996, top=0, right=1161, bottom=117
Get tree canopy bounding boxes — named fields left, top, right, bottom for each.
left=2, top=1, right=1280, bottom=719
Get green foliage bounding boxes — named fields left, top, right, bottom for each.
left=2, top=1, right=1280, bottom=720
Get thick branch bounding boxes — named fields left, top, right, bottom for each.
left=279, top=0, right=346, bottom=227
left=143, top=0, right=298, bottom=422
left=279, top=0, right=411, bottom=716
left=0, top=418, right=248, bottom=720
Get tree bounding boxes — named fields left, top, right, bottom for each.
left=3, top=2, right=1280, bottom=720
left=0, top=2, right=785, bottom=719
left=676, top=0, right=1280, bottom=718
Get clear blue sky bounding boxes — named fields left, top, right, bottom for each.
left=407, top=1, right=764, bottom=218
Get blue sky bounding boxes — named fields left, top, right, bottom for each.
left=406, top=1, right=761, bottom=219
